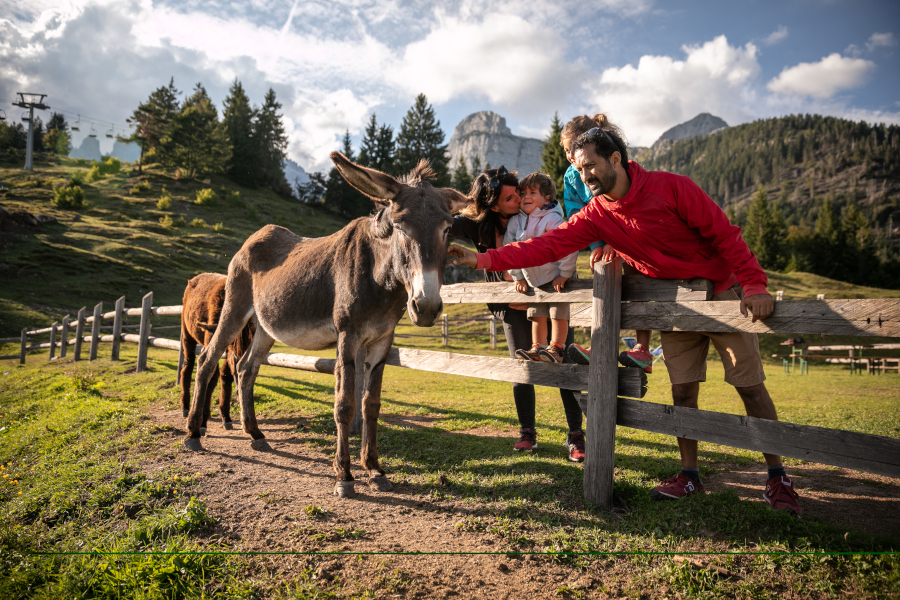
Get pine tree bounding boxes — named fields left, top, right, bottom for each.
left=357, top=114, right=378, bottom=168
left=43, top=112, right=71, bottom=156
left=159, top=83, right=230, bottom=178
left=374, top=124, right=396, bottom=174
left=395, top=94, right=449, bottom=185
left=126, top=78, right=181, bottom=173
left=253, top=88, right=291, bottom=195
left=222, top=79, right=257, bottom=187
left=540, top=112, right=568, bottom=199
left=451, top=156, right=473, bottom=193
left=743, top=186, right=784, bottom=270
left=471, top=155, right=482, bottom=176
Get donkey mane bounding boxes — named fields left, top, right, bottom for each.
left=397, top=159, right=436, bottom=186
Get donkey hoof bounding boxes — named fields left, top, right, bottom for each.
left=223, top=421, right=234, bottom=431
left=183, top=437, right=205, bottom=452
left=199, top=427, right=206, bottom=437
left=333, top=481, right=355, bottom=498
left=182, top=409, right=189, bottom=418
left=368, top=475, right=393, bottom=492
left=250, top=438, right=271, bottom=452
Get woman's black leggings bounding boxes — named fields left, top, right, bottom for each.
left=501, top=308, right=584, bottom=432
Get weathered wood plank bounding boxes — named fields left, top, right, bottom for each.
left=615, top=397, right=900, bottom=479
left=121, top=333, right=180, bottom=351
left=111, top=296, right=125, bottom=361
left=585, top=258, right=621, bottom=509
left=136, top=292, right=153, bottom=372
left=124, top=305, right=183, bottom=317
left=89, top=303, right=102, bottom=361
left=440, top=276, right=713, bottom=305
left=619, top=299, right=900, bottom=337
left=73, top=307, right=85, bottom=362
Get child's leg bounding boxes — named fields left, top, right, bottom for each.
left=550, top=318, right=569, bottom=347
left=532, top=317, right=548, bottom=348
left=636, top=330, right=651, bottom=347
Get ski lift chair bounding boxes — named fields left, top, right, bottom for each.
left=0, top=109, right=6, bottom=121
left=105, top=127, right=114, bottom=139
left=621, top=336, right=665, bottom=365
left=21, top=111, right=30, bottom=123
left=71, top=115, right=81, bottom=131
left=88, top=123, right=97, bottom=138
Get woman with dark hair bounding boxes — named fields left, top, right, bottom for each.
left=450, top=166, right=586, bottom=462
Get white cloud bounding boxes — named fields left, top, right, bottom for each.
left=583, top=36, right=760, bottom=146
left=767, top=53, right=875, bottom=98
left=867, top=32, right=895, bottom=51
left=388, top=13, right=586, bottom=117
left=763, top=25, right=788, bottom=45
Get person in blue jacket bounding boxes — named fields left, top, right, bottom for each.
left=560, top=114, right=655, bottom=373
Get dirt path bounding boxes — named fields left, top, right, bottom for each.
left=146, top=406, right=900, bottom=598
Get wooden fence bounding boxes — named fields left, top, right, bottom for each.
left=4, top=265, right=900, bottom=508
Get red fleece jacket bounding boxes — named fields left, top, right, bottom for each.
left=477, top=162, right=768, bottom=297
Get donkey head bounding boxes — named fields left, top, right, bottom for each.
left=331, top=152, right=470, bottom=327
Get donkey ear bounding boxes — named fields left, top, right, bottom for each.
left=437, top=188, right=472, bottom=214
left=330, top=151, right=402, bottom=202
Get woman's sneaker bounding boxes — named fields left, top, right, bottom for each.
left=515, top=344, right=544, bottom=361
left=567, top=343, right=591, bottom=365
left=513, top=428, right=537, bottom=452
left=565, top=431, right=585, bottom=462
left=618, top=343, right=653, bottom=373
left=538, top=342, right=566, bottom=363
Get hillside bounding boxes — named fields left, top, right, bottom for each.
left=636, top=114, right=900, bottom=234
left=0, top=154, right=349, bottom=337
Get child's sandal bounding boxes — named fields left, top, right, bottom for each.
left=538, top=343, right=565, bottom=363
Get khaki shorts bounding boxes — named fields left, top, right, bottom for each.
left=527, top=302, right=570, bottom=321
left=660, top=285, right=766, bottom=387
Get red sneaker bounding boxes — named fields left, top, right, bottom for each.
left=618, top=343, right=653, bottom=373
left=565, top=431, right=585, bottom=462
left=763, top=476, right=802, bottom=517
left=567, top=343, right=590, bottom=365
left=650, top=472, right=706, bottom=500
left=513, top=428, right=537, bottom=453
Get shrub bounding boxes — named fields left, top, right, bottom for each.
left=158, top=215, right=173, bottom=228
left=156, top=194, right=171, bottom=210
left=189, top=218, right=206, bottom=228
left=100, top=156, right=121, bottom=175
left=130, top=180, right=151, bottom=195
left=195, top=188, right=216, bottom=205
left=86, top=165, right=102, bottom=182
left=69, top=171, right=85, bottom=186
left=52, top=184, right=84, bottom=209
left=213, top=222, right=225, bottom=232
left=174, top=216, right=186, bottom=227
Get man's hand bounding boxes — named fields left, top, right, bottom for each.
left=447, top=244, right=477, bottom=268
left=741, top=293, right=774, bottom=322
left=515, top=279, right=528, bottom=294
left=552, top=275, right=569, bottom=292
left=589, top=245, right=618, bottom=269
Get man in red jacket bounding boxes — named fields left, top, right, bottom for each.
left=448, top=122, right=802, bottom=517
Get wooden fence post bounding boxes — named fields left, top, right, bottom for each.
left=136, top=292, right=153, bottom=373
left=59, top=316, right=70, bottom=359
left=19, top=328, right=27, bottom=365
left=489, top=315, right=497, bottom=350
left=176, top=326, right=185, bottom=386
left=73, top=307, right=86, bottom=362
left=584, top=257, right=622, bottom=509
left=350, top=347, right=365, bottom=435
left=89, top=303, right=102, bottom=361
left=441, top=314, right=448, bottom=347
left=48, top=322, right=58, bottom=361
left=111, top=296, right=125, bottom=361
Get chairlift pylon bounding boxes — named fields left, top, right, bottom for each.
left=71, top=115, right=81, bottom=132
left=88, top=123, right=97, bottom=138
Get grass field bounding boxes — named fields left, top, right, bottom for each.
left=0, top=340, right=898, bottom=598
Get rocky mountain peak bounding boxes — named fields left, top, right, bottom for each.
left=452, top=111, right=512, bottom=138
left=652, top=113, right=729, bottom=148
left=447, top=111, right=543, bottom=177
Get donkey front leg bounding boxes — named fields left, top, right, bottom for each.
left=219, top=357, right=235, bottom=430
left=333, top=335, right=359, bottom=498
left=360, top=336, right=393, bottom=492
left=178, top=330, right=198, bottom=418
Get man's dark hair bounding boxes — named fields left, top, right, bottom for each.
left=571, top=114, right=629, bottom=165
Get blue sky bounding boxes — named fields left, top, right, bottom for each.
left=0, top=0, right=896, bottom=173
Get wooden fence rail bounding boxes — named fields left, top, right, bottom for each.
left=4, top=274, right=900, bottom=507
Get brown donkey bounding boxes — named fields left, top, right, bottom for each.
left=185, top=152, right=470, bottom=498
left=178, top=273, right=254, bottom=432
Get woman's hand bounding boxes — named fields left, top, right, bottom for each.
left=552, top=276, right=569, bottom=292
left=514, top=279, right=528, bottom=294
left=447, top=245, right=478, bottom=268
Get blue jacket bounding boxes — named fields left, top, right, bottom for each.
left=563, top=164, right=603, bottom=251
